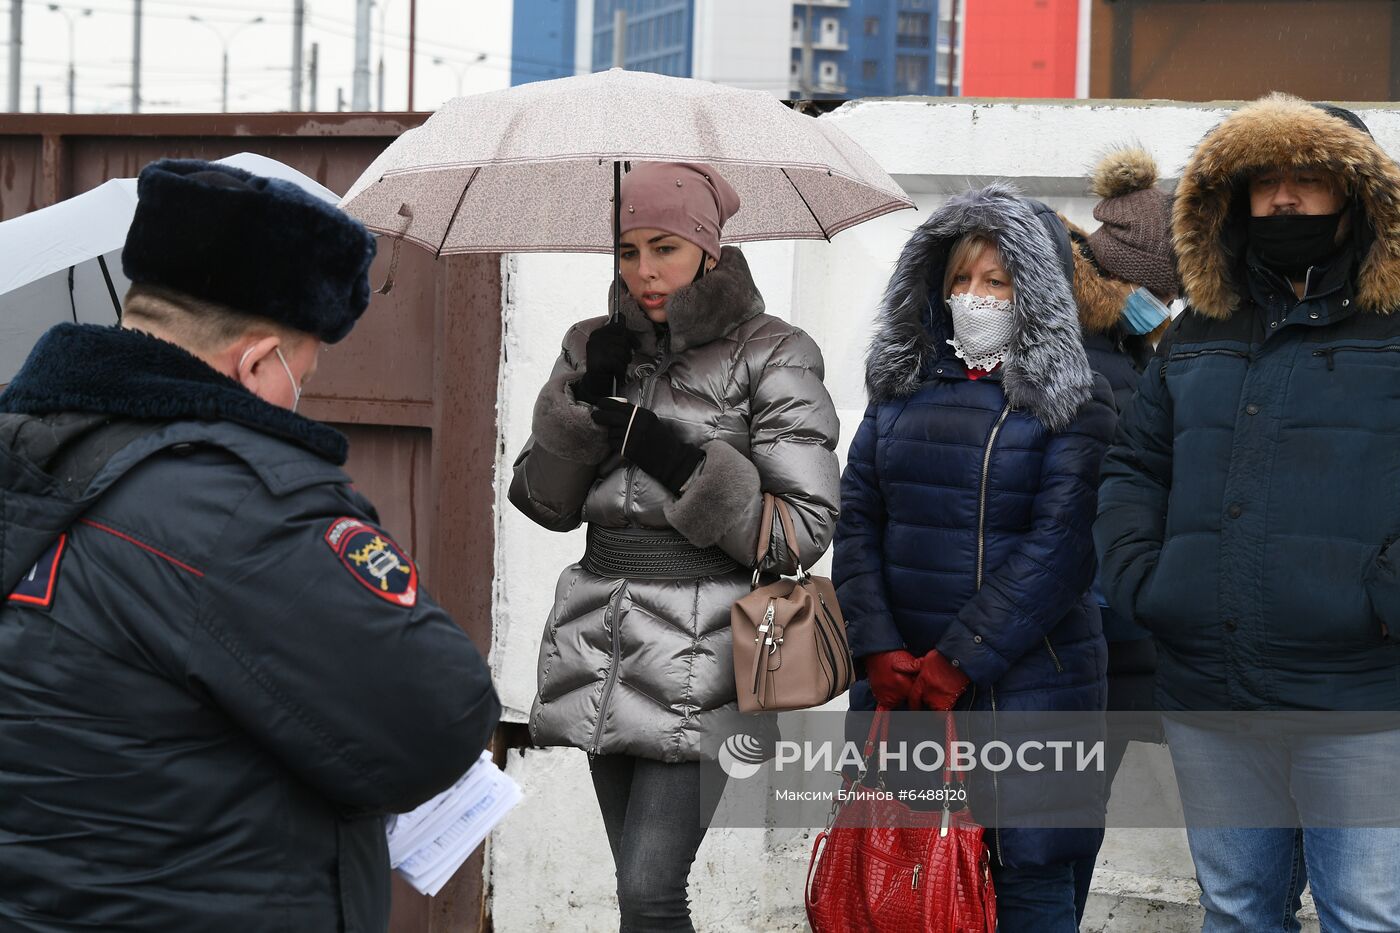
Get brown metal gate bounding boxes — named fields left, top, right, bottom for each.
left=0, top=113, right=501, bottom=933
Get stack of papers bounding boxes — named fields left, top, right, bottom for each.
left=386, top=751, right=524, bottom=896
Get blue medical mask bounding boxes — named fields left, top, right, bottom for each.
left=1121, top=287, right=1171, bottom=335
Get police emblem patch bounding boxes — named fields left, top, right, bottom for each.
left=324, top=518, right=418, bottom=607
left=7, top=534, right=67, bottom=608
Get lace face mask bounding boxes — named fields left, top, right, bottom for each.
left=946, top=292, right=1016, bottom=371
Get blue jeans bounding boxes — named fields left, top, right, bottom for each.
left=1164, top=717, right=1400, bottom=932
left=989, top=860, right=1079, bottom=932
left=588, top=755, right=725, bottom=933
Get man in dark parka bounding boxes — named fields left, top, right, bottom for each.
left=1095, top=95, right=1400, bottom=931
left=0, top=160, right=501, bottom=932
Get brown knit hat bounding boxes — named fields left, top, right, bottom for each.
left=620, top=161, right=741, bottom=260
left=1084, top=146, right=1180, bottom=297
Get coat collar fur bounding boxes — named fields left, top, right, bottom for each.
left=612, top=245, right=764, bottom=356
left=0, top=324, right=348, bottom=463
left=1062, top=214, right=1135, bottom=335
left=866, top=183, right=1094, bottom=431
left=1175, top=93, right=1400, bottom=318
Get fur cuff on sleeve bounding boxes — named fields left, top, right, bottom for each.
left=664, top=439, right=760, bottom=548
left=531, top=369, right=610, bottom=464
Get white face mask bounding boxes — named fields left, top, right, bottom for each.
left=239, top=344, right=303, bottom=412
left=946, top=292, right=1016, bottom=371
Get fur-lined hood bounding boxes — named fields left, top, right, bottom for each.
left=1061, top=214, right=1135, bottom=335
left=609, top=245, right=764, bottom=355
left=866, top=183, right=1093, bottom=431
left=1174, top=93, right=1400, bottom=318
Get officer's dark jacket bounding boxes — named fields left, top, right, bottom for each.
left=0, top=324, right=501, bottom=932
left=1094, top=95, right=1400, bottom=711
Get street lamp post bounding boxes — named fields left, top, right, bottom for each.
left=47, top=4, right=92, bottom=114
left=189, top=14, right=264, bottom=113
left=431, top=53, right=486, bottom=99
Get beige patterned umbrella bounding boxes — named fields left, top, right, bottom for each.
left=340, top=68, right=913, bottom=257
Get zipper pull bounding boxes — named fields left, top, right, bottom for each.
left=912, top=864, right=922, bottom=890
left=940, top=804, right=951, bottom=838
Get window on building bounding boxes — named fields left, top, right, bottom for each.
left=897, top=12, right=931, bottom=48
left=865, top=17, right=879, bottom=36
left=819, top=60, right=839, bottom=85
left=863, top=59, right=878, bottom=81
left=820, top=18, right=840, bottom=45
left=895, top=54, right=927, bottom=93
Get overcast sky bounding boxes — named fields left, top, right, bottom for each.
left=4, top=0, right=517, bottom=114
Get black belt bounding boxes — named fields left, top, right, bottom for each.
left=583, top=525, right=741, bottom=580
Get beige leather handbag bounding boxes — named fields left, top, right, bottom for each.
left=731, top=494, right=854, bottom=713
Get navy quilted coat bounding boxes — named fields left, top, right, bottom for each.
left=1095, top=96, right=1400, bottom=712
left=834, top=185, right=1115, bottom=868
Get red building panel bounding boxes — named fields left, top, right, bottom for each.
left=961, top=0, right=1081, bottom=98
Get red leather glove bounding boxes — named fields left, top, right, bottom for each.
left=864, top=650, right=922, bottom=709
left=908, top=650, right=971, bottom=711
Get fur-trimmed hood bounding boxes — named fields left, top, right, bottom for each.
left=610, top=244, right=764, bottom=355
left=0, top=324, right=348, bottom=463
left=1062, top=214, right=1135, bottom=335
left=866, top=183, right=1094, bottom=431
left=1174, top=93, right=1400, bottom=318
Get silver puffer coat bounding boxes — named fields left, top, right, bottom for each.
left=510, top=247, right=841, bottom=761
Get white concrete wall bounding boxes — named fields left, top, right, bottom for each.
left=486, top=98, right=1397, bottom=930
left=692, top=0, right=792, bottom=97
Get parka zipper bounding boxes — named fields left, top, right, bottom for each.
left=1313, top=345, right=1400, bottom=371
left=989, top=684, right=1005, bottom=867
left=588, top=583, right=629, bottom=757
left=975, top=404, right=1011, bottom=590
left=976, top=404, right=1010, bottom=868
left=1161, top=347, right=1249, bottom=373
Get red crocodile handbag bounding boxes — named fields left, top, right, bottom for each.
left=805, top=709, right=996, bottom=933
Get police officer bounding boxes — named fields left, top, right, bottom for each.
left=0, top=159, right=501, bottom=931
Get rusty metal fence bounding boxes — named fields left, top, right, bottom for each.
left=0, top=112, right=502, bottom=933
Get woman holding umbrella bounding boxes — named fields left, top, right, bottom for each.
left=833, top=183, right=1116, bottom=930
left=509, top=162, right=841, bottom=931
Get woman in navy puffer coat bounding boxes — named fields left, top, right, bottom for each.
left=834, top=184, right=1115, bottom=931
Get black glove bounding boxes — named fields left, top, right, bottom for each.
left=572, top=319, right=636, bottom=404
left=590, top=398, right=706, bottom=497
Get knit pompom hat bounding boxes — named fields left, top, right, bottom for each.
left=1085, top=146, right=1180, bottom=298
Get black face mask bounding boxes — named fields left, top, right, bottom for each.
left=1248, top=212, right=1344, bottom=279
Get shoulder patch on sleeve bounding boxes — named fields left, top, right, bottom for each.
left=324, top=518, right=418, bottom=607
left=8, top=534, right=67, bottom=609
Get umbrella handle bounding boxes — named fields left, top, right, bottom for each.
left=374, top=203, right=415, bottom=296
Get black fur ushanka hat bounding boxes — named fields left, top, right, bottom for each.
left=122, top=159, right=377, bottom=343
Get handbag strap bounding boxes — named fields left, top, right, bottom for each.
left=860, top=707, right=964, bottom=788
left=861, top=707, right=891, bottom=761
left=943, top=711, right=963, bottom=787
left=772, top=498, right=806, bottom=578
left=751, top=493, right=806, bottom=586
left=753, top=493, right=776, bottom=566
